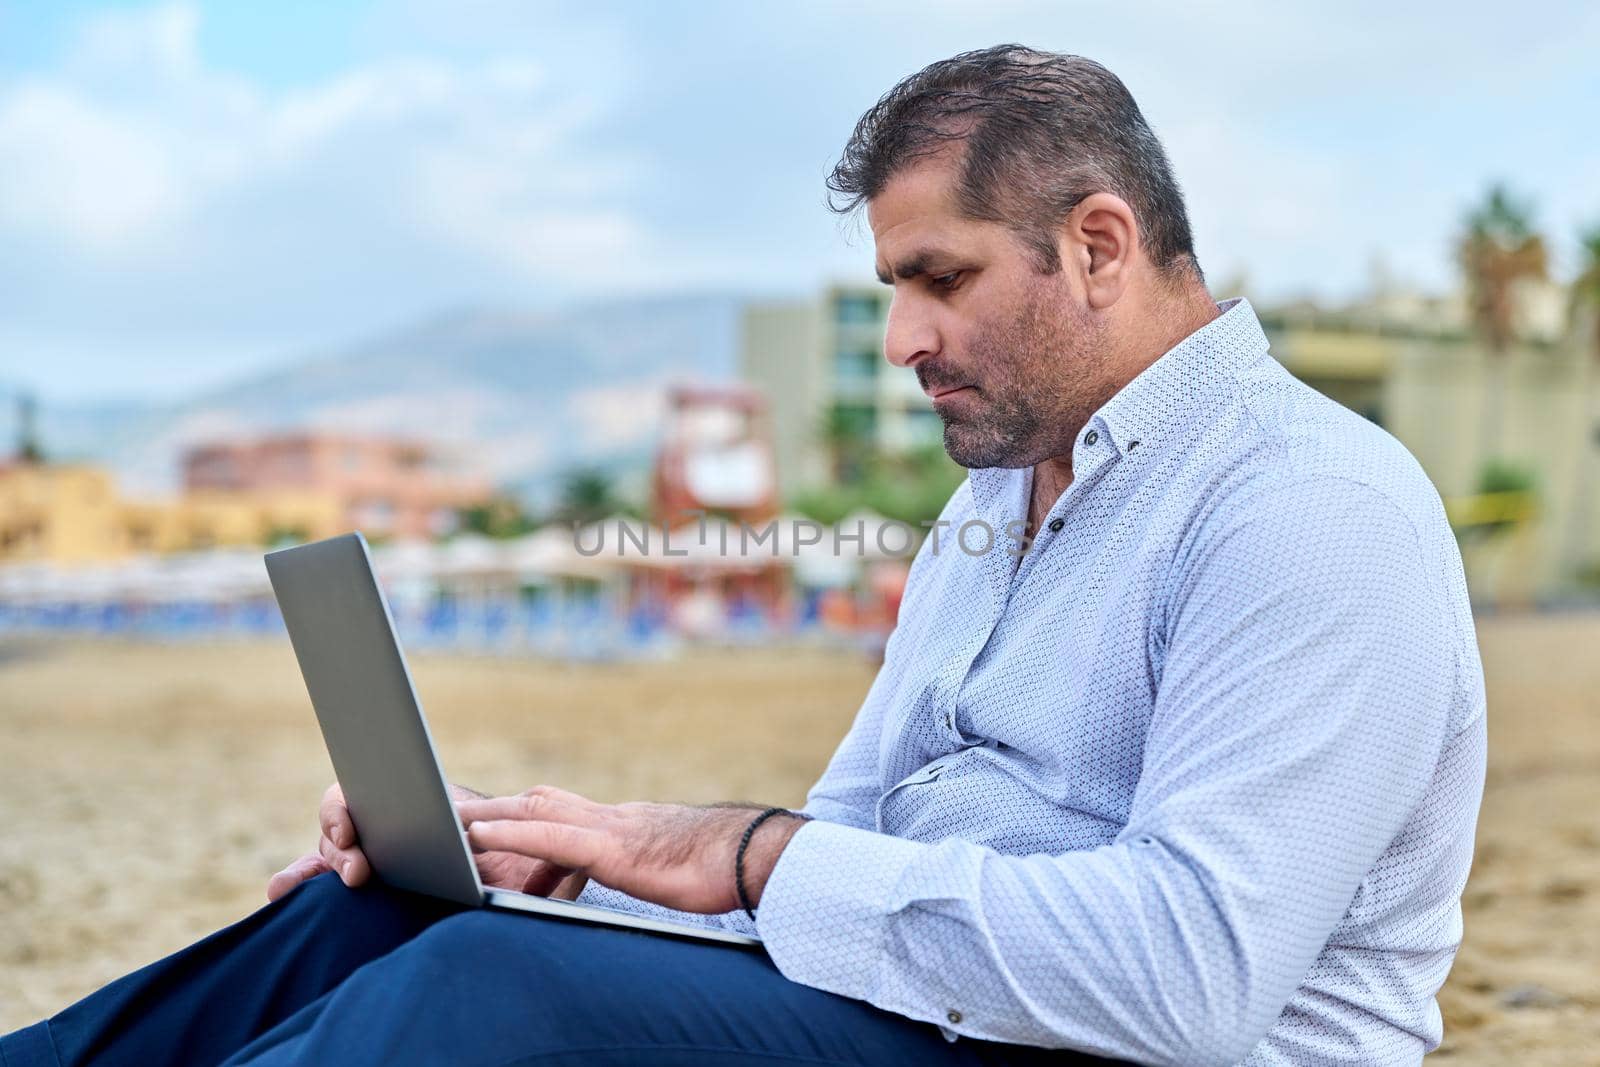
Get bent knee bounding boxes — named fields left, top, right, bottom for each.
left=398, top=910, right=645, bottom=994
left=402, top=909, right=542, bottom=966
left=281, top=872, right=459, bottom=944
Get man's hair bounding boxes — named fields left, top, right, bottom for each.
left=828, top=44, right=1204, bottom=286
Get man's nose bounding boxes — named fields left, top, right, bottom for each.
left=883, top=297, right=938, bottom=369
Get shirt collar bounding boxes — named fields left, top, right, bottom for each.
left=967, top=296, right=1269, bottom=512
left=1092, top=295, right=1268, bottom=457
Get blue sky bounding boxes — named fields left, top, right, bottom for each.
left=1, top=0, right=1597, bottom=403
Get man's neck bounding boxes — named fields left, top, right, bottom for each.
left=1027, top=457, right=1073, bottom=536
left=1024, top=288, right=1221, bottom=537
left=1110, top=288, right=1222, bottom=396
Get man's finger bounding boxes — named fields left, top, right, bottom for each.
left=267, top=853, right=330, bottom=902
left=265, top=854, right=324, bottom=901
left=508, top=857, right=576, bottom=897
left=320, top=791, right=355, bottom=850
left=466, top=819, right=605, bottom=872
left=516, top=784, right=606, bottom=812
left=319, top=833, right=370, bottom=887
left=456, top=793, right=594, bottom=828
left=550, top=873, right=590, bottom=902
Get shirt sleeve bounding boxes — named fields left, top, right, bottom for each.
left=755, top=476, right=1465, bottom=1066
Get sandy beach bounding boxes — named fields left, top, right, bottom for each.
left=2, top=616, right=1596, bottom=1062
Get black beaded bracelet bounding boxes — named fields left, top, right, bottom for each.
left=735, top=806, right=811, bottom=920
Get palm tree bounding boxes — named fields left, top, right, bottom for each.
left=1571, top=222, right=1600, bottom=363
left=14, top=392, right=43, bottom=464
left=557, top=467, right=622, bottom=525
left=1456, top=184, right=1550, bottom=462
left=1563, top=222, right=1600, bottom=585
left=818, top=402, right=875, bottom=485
left=458, top=495, right=535, bottom=539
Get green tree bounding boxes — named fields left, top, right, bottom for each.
left=864, top=444, right=966, bottom=525
left=791, top=443, right=965, bottom=528
left=1563, top=221, right=1600, bottom=584
left=262, top=524, right=311, bottom=548
left=1572, top=223, right=1600, bottom=355
left=458, top=495, right=536, bottom=539
left=555, top=467, right=623, bottom=525
left=1456, top=184, right=1549, bottom=460
left=14, top=392, right=43, bottom=464
left=818, top=402, right=876, bottom=485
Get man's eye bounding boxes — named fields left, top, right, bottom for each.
left=931, top=272, right=963, bottom=291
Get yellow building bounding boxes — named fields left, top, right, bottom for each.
left=0, top=463, right=127, bottom=563
left=120, top=488, right=344, bottom=556
left=0, top=460, right=344, bottom=564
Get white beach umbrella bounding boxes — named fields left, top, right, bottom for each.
left=838, top=508, right=921, bottom=561
left=506, top=527, right=575, bottom=578
left=438, top=534, right=509, bottom=578
left=373, top=539, right=440, bottom=583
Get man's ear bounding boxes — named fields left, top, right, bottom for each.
left=1064, top=192, right=1137, bottom=310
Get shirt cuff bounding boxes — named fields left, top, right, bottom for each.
left=575, top=881, right=756, bottom=937
left=755, top=817, right=926, bottom=1002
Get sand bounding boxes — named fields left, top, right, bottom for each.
left=1, top=617, right=1596, bottom=1062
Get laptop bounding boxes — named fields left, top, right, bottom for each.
left=263, top=531, right=760, bottom=948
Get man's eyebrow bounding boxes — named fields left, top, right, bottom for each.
left=874, top=248, right=958, bottom=286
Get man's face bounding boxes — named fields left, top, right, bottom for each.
left=868, top=154, right=1111, bottom=470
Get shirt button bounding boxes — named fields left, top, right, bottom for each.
left=1084, top=429, right=1099, bottom=446
left=944, top=711, right=954, bottom=729
left=947, top=1010, right=963, bottom=1025
left=1047, top=517, right=1065, bottom=533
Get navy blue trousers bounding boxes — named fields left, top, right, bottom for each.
left=1, top=874, right=1114, bottom=1066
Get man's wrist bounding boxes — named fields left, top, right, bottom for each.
left=739, top=810, right=810, bottom=911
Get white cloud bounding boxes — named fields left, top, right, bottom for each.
left=0, top=4, right=254, bottom=253
left=5, top=0, right=1596, bottom=401
left=0, top=2, right=638, bottom=278
left=0, top=83, right=187, bottom=248
left=70, top=1, right=202, bottom=82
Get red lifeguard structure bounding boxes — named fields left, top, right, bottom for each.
left=643, top=385, right=785, bottom=630
left=651, top=384, right=778, bottom=525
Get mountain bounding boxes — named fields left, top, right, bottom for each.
left=6, top=293, right=747, bottom=505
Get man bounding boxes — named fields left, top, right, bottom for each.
left=2, top=45, right=1484, bottom=1067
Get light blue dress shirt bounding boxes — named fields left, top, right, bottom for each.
left=579, top=297, right=1487, bottom=1066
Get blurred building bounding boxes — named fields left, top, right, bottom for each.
left=0, top=460, right=343, bottom=563
left=740, top=284, right=943, bottom=494
left=120, top=490, right=343, bottom=555
left=183, top=432, right=491, bottom=541
left=0, top=463, right=126, bottom=562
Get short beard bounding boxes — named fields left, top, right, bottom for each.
left=938, top=282, right=1105, bottom=470
left=941, top=386, right=1039, bottom=469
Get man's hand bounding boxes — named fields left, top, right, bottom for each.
left=457, top=786, right=807, bottom=915
left=265, top=782, right=589, bottom=902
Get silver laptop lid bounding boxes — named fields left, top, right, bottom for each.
left=265, top=532, right=484, bottom=906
